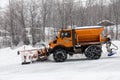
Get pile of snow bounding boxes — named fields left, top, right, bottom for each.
left=0, top=40, right=120, bottom=80
left=0, top=47, right=20, bottom=66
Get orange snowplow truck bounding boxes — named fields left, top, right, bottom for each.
left=48, top=26, right=109, bottom=62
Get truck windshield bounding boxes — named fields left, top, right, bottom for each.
left=60, top=31, right=71, bottom=38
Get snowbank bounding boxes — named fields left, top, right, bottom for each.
left=0, top=47, right=20, bottom=66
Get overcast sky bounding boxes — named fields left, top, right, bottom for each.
left=0, top=0, right=8, bottom=8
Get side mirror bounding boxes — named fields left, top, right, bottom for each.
left=56, top=36, right=58, bottom=39
left=53, top=40, right=57, bottom=44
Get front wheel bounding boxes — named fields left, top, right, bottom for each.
left=53, top=49, right=67, bottom=62
left=85, top=45, right=102, bottom=59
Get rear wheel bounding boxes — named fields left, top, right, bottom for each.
left=53, top=48, right=67, bottom=62
left=85, top=45, right=102, bottom=59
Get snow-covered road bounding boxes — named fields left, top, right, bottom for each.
left=0, top=41, right=120, bottom=80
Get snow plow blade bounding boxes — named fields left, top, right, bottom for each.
left=18, top=45, right=49, bottom=65
left=21, top=62, right=31, bottom=65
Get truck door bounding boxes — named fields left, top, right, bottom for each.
left=60, top=31, right=73, bottom=47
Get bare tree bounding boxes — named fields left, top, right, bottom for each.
left=1, top=0, right=120, bottom=48
left=27, top=0, right=40, bottom=45
left=110, top=0, right=120, bottom=40
left=38, top=0, right=50, bottom=41
left=14, top=0, right=30, bottom=45
left=9, top=0, right=16, bottom=46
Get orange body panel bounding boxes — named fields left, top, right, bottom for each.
left=75, top=27, right=104, bottom=43
left=49, top=26, right=106, bottom=49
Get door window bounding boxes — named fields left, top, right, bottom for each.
left=60, top=31, right=71, bottom=38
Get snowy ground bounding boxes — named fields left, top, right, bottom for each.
left=0, top=41, right=120, bottom=80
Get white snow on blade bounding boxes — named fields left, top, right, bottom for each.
left=75, top=26, right=103, bottom=29
left=0, top=41, right=120, bottom=80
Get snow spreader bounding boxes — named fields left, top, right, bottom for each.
left=18, top=26, right=118, bottom=64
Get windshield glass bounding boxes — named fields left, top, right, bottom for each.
left=60, top=31, right=71, bottom=38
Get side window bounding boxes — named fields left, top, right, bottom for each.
left=61, top=31, right=71, bottom=38
left=61, top=32, right=64, bottom=38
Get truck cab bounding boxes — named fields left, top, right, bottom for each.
left=49, top=29, right=73, bottom=49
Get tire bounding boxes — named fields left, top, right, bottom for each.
left=85, top=45, right=102, bottom=59
left=53, top=48, right=67, bottom=62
